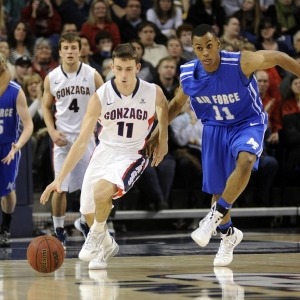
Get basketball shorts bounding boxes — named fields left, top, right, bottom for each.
left=80, top=143, right=148, bottom=215
left=0, top=143, right=20, bottom=197
left=52, top=133, right=96, bottom=193
left=201, top=122, right=266, bottom=195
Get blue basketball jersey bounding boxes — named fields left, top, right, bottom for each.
left=0, top=81, right=20, bottom=145
left=180, top=51, right=268, bottom=126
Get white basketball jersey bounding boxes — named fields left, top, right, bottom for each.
left=96, top=78, right=156, bottom=150
left=49, top=62, right=96, bottom=134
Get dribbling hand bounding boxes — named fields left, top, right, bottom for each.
left=40, top=178, right=62, bottom=205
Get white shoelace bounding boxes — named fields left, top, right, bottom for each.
left=92, top=245, right=105, bottom=262
left=216, top=233, right=236, bottom=258
left=199, top=204, right=221, bottom=236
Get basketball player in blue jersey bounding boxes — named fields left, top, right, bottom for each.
left=40, top=43, right=168, bottom=269
left=148, top=24, right=300, bottom=267
left=0, top=52, right=33, bottom=246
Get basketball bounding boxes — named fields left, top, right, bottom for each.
left=27, top=235, right=65, bottom=273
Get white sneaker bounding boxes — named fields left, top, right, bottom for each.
left=214, top=227, right=243, bottom=267
left=78, top=230, right=106, bottom=261
left=89, top=236, right=119, bottom=270
left=191, top=203, right=223, bottom=247
left=214, top=267, right=245, bottom=299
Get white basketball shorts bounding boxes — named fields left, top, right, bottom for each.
left=53, top=133, right=96, bottom=193
left=80, top=143, right=148, bottom=215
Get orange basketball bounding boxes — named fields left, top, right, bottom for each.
left=27, top=235, right=65, bottom=273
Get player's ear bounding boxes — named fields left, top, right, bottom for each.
left=217, top=38, right=221, bottom=49
left=136, top=63, right=141, bottom=73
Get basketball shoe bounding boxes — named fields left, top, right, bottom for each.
left=78, top=230, right=106, bottom=261
left=191, top=202, right=223, bottom=247
left=74, top=218, right=90, bottom=240
left=214, top=267, right=244, bottom=299
left=0, top=231, right=11, bottom=247
left=55, top=227, right=67, bottom=249
left=89, top=235, right=119, bottom=270
left=214, top=227, right=243, bottom=267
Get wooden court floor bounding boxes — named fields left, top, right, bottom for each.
left=0, top=229, right=299, bottom=300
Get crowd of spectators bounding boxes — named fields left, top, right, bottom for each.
left=2, top=0, right=300, bottom=213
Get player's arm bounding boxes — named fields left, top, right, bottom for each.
left=151, top=85, right=169, bottom=167
left=94, top=70, right=104, bottom=90
left=42, top=75, right=67, bottom=146
left=41, top=92, right=101, bottom=204
left=0, top=55, right=11, bottom=97
left=1, top=89, right=33, bottom=165
left=241, top=50, right=300, bottom=78
left=146, top=84, right=189, bottom=157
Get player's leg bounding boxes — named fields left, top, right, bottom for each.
left=52, top=191, right=68, bottom=247
left=0, top=191, right=16, bottom=247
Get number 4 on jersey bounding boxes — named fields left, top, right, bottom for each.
left=69, top=98, right=79, bottom=113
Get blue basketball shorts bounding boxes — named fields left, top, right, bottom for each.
left=201, top=122, right=266, bottom=195
left=0, top=143, right=20, bottom=197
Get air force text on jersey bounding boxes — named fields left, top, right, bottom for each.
left=195, top=92, right=240, bottom=104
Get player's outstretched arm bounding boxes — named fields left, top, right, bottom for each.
left=1, top=89, right=33, bottom=165
left=241, top=50, right=300, bottom=78
left=146, top=84, right=189, bottom=157
left=151, top=85, right=169, bottom=167
left=40, top=93, right=102, bottom=204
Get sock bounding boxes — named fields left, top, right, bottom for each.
left=102, top=231, right=113, bottom=248
left=52, top=216, right=65, bottom=229
left=218, top=220, right=234, bottom=235
left=90, top=220, right=106, bottom=232
left=216, top=197, right=232, bottom=216
left=80, top=214, right=86, bottom=224
left=1, top=212, right=12, bottom=232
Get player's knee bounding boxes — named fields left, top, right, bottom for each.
left=93, top=186, right=113, bottom=204
left=237, top=152, right=256, bottom=170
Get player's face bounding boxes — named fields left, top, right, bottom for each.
left=59, top=41, right=81, bottom=65
left=112, top=58, right=140, bottom=86
left=192, top=32, right=221, bottom=73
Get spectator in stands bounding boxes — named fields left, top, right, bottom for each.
left=115, top=0, right=168, bottom=45
left=13, top=56, right=32, bottom=86
left=7, top=21, right=35, bottom=65
left=153, top=56, right=179, bottom=100
left=130, top=39, right=157, bottom=82
left=146, top=0, right=182, bottom=38
left=176, top=23, right=196, bottom=61
left=21, top=0, right=62, bottom=47
left=92, top=31, right=113, bottom=69
left=220, top=0, right=243, bottom=17
left=60, top=22, right=78, bottom=35
left=166, top=37, right=188, bottom=78
left=3, top=0, right=27, bottom=21
left=79, top=35, right=102, bottom=75
left=185, top=0, right=226, bottom=37
left=256, top=70, right=281, bottom=143
left=292, top=30, right=300, bottom=54
left=22, top=73, right=52, bottom=190
left=54, top=0, right=90, bottom=31
left=232, top=0, right=261, bottom=43
left=265, top=0, right=300, bottom=37
left=101, top=58, right=114, bottom=81
left=281, top=75, right=300, bottom=117
left=255, top=17, right=291, bottom=55
left=80, top=0, right=121, bottom=53
left=31, top=38, right=59, bottom=80
left=0, top=39, right=15, bottom=78
left=170, top=98, right=203, bottom=208
left=220, top=16, right=256, bottom=51
left=137, top=20, right=169, bottom=67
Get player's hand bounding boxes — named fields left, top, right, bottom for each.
left=40, top=178, right=62, bottom=205
left=151, top=140, right=168, bottom=167
left=1, top=143, right=19, bottom=165
left=146, top=135, right=158, bottom=158
left=50, top=130, right=68, bottom=147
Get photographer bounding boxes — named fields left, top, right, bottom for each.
left=21, top=0, right=61, bottom=46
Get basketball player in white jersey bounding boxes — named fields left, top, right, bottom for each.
left=41, top=43, right=168, bottom=269
left=43, top=33, right=104, bottom=247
